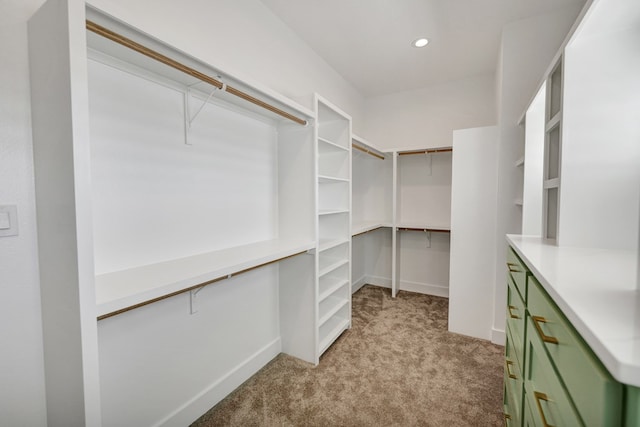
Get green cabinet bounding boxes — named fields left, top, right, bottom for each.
left=504, top=246, right=634, bottom=426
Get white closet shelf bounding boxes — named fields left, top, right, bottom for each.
left=514, top=199, right=524, bottom=206
left=319, top=277, right=350, bottom=302
left=318, top=209, right=349, bottom=216
left=351, top=220, right=393, bottom=236
left=318, top=258, right=349, bottom=277
left=319, top=295, right=349, bottom=325
left=318, top=136, right=349, bottom=152
left=515, top=157, right=525, bottom=167
left=396, top=223, right=451, bottom=232
left=318, top=238, right=350, bottom=252
left=95, top=238, right=315, bottom=317
left=319, top=315, right=349, bottom=354
left=318, top=175, right=349, bottom=183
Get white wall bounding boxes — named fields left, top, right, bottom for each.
left=2, top=0, right=365, bottom=425
left=492, top=4, right=585, bottom=344
left=363, top=72, right=496, bottom=149
left=0, top=1, right=48, bottom=425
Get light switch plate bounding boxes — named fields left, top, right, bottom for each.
left=0, top=205, right=18, bottom=237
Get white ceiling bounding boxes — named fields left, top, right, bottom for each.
left=259, top=0, right=586, bottom=97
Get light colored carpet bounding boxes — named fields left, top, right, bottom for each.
left=192, top=285, right=504, bottom=426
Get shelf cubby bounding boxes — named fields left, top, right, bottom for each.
left=314, top=95, right=352, bottom=363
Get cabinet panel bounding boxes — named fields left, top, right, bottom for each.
left=524, top=316, right=582, bottom=426
left=507, top=247, right=528, bottom=301
left=507, top=277, right=526, bottom=368
left=505, top=328, right=523, bottom=424
left=626, top=386, right=640, bottom=427
left=528, top=276, right=622, bottom=425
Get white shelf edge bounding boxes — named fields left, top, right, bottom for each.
left=318, top=238, right=349, bottom=253
left=318, top=258, right=349, bottom=278
left=545, top=112, right=562, bottom=132
left=319, top=278, right=350, bottom=302
left=351, top=220, right=393, bottom=236
left=395, top=223, right=451, bottom=232
left=95, top=238, right=316, bottom=317
left=318, top=175, right=349, bottom=183
left=515, top=157, right=525, bottom=168
left=318, top=136, right=349, bottom=152
left=318, top=209, right=349, bottom=216
left=319, top=316, right=349, bottom=355
left=514, top=199, right=524, bottom=206
left=318, top=296, right=349, bottom=326
left=543, top=178, right=560, bottom=189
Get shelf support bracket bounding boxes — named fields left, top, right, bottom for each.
left=189, top=285, right=206, bottom=314
left=183, top=82, right=225, bottom=145
left=425, top=229, right=431, bottom=248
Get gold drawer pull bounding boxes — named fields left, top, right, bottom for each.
left=506, top=262, right=522, bottom=273
left=508, top=305, right=520, bottom=319
left=505, top=360, right=517, bottom=379
left=532, top=315, right=559, bottom=344
left=534, top=391, right=555, bottom=427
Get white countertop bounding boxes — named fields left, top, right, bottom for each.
left=507, top=235, right=640, bottom=387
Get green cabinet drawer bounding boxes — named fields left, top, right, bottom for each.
left=521, top=390, right=536, bottom=427
left=505, top=328, right=524, bottom=424
left=507, top=247, right=528, bottom=302
left=524, top=316, right=582, bottom=426
left=504, top=380, right=520, bottom=427
left=527, top=276, right=623, bottom=425
left=507, top=276, right=526, bottom=368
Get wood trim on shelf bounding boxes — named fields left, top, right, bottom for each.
left=397, top=227, right=450, bottom=233
left=398, top=148, right=453, bottom=156
left=97, top=251, right=306, bottom=320
left=352, top=143, right=385, bottom=160
left=86, top=20, right=308, bottom=126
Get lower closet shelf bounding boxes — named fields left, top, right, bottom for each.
left=319, top=314, right=350, bottom=355
left=95, top=238, right=315, bottom=318
left=319, top=295, right=348, bottom=325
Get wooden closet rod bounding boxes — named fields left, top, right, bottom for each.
left=398, top=148, right=452, bottom=156
left=86, top=21, right=308, bottom=126
left=397, top=227, right=450, bottom=233
left=352, top=143, right=385, bottom=160
left=97, top=251, right=305, bottom=320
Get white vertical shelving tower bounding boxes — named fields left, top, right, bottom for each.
left=314, top=95, right=352, bottom=363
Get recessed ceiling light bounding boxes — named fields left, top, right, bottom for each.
left=412, top=38, right=429, bottom=48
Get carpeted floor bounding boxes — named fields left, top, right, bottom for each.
left=192, top=285, right=505, bottom=426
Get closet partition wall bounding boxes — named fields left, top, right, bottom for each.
left=29, top=2, right=317, bottom=425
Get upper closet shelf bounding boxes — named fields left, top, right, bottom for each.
left=352, top=221, right=393, bottom=236
left=396, top=223, right=451, bottom=232
left=397, top=146, right=453, bottom=156
left=86, top=7, right=314, bottom=127
left=95, top=238, right=315, bottom=318
left=352, top=135, right=386, bottom=160
left=319, top=137, right=349, bottom=152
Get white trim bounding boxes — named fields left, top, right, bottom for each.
left=154, top=338, right=281, bottom=427
left=492, top=328, right=506, bottom=346
left=399, top=280, right=449, bottom=298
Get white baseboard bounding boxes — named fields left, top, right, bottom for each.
left=491, top=328, right=505, bottom=346
left=351, top=275, right=367, bottom=294
left=399, top=280, right=449, bottom=298
left=353, top=276, right=448, bottom=298
left=364, top=275, right=391, bottom=289
left=352, top=275, right=392, bottom=294
left=156, top=338, right=281, bottom=427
